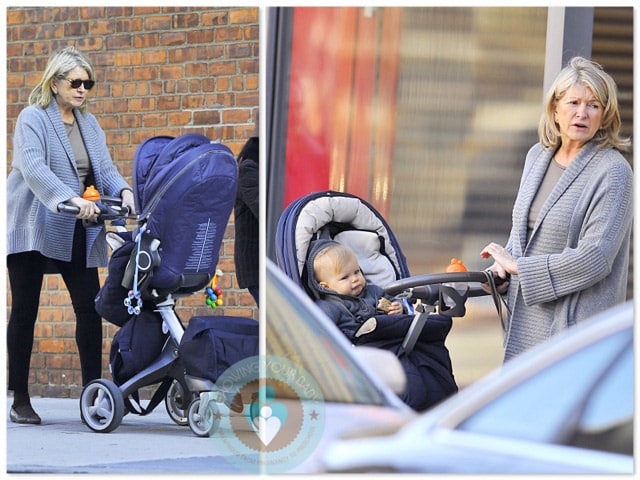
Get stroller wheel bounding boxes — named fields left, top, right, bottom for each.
left=165, top=379, right=189, bottom=426
left=80, top=379, right=125, bottom=433
left=187, top=398, right=220, bottom=437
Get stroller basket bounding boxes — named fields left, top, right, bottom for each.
left=179, top=315, right=260, bottom=383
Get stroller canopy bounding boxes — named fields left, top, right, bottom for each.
left=276, top=190, right=410, bottom=295
left=128, top=133, right=238, bottom=299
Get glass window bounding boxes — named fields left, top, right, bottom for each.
left=266, top=262, right=390, bottom=405
left=457, top=328, right=631, bottom=449
left=278, top=7, right=548, bottom=275
left=569, top=343, right=633, bottom=455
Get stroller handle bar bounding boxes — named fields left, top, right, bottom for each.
left=57, top=196, right=131, bottom=222
left=386, top=270, right=509, bottom=325
left=385, top=271, right=493, bottom=295
left=385, top=270, right=509, bottom=304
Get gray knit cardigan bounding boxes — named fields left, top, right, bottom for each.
left=503, top=140, right=633, bottom=360
left=7, top=102, right=131, bottom=268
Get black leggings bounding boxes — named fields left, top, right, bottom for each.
left=7, top=222, right=102, bottom=394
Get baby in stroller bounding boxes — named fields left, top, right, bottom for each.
left=307, top=239, right=457, bottom=411
left=310, top=240, right=406, bottom=336
left=275, top=190, right=494, bottom=411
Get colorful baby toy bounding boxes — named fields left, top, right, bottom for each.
left=205, top=269, right=224, bottom=308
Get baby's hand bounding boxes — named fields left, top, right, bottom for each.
left=387, top=301, right=404, bottom=315
left=377, top=297, right=404, bottom=315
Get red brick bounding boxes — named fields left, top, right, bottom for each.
left=45, top=355, right=73, bottom=370
left=64, top=21, right=89, bottom=36
left=202, top=11, right=228, bottom=26
left=216, top=26, right=243, bottom=42
left=7, top=10, right=25, bottom=25
left=6, top=6, right=258, bottom=398
left=115, top=17, right=143, bottom=33
left=229, top=8, right=258, bottom=24
left=157, top=96, right=181, bottom=110
left=143, top=50, right=167, bottom=65
left=173, top=12, right=200, bottom=29
left=193, top=110, right=219, bottom=126
left=223, top=109, right=252, bottom=124
left=106, top=35, right=132, bottom=50
left=142, top=113, right=168, bottom=128
left=133, top=33, right=159, bottom=49
left=168, top=111, right=192, bottom=125
left=40, top=339, right=65, bottom=354
left=132, top=66, right=159, bottom=81
left=228, top=43, right=253, bottom=59
left=89, top=19, right=114, bottom=36
left=144, top=14, right=172, bottom=30
left=115, top=51, right=143, bottom=67
left=187, top=30, right=214, bottom=44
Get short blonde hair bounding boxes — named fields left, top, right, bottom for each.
left=313, top=243, right=357, bottom=281
left=538, top=56, right=630, bottom=152
left=29, top=46, right=95, bottom=114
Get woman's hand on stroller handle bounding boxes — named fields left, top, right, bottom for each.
left=57, top=195, right=131, bottom=224
left=480, top=268, right=510, bottom=295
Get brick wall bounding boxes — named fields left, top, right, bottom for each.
left=6, top=7, right=259, bottom=398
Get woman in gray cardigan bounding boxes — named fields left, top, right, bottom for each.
left=7, top=47, right=135, bottom=424
left=481, top=57, right=632, bottom=362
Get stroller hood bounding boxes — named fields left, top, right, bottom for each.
left=133, top=133, right=214, bottom=216
left=129, top=134, right=238, bottom=300
left=276, top=191, right=409, bottom=296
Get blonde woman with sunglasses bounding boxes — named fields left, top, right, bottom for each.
left=6, top=46, right=136, bottom=424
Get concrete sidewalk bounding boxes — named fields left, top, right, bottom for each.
left=5, top=395, right=249, bottom=475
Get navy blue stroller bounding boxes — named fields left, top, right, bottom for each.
left=276, top=190, right=500, bottom=411
left=78, top=134, right=258, bottom=436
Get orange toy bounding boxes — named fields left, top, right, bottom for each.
left=82, top=185, right=101, bottom=201
left=445, top=258, right=467, bottom=272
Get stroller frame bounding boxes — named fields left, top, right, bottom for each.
left=80, top=293, right=228, bottom=436
left=77, top=134, right=245, bottom=436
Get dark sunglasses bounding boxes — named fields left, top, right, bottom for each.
left=64, top=78, right=95, bottom=90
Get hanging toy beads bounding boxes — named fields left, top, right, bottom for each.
left=124, top=289, right=142, bottom=315
left=205, top=269, right=224, bottom=308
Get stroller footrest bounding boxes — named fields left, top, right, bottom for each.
left=184, top=374, right=216, bottom=393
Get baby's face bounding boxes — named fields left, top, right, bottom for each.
left=318, top=255, right=366, bottom=296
